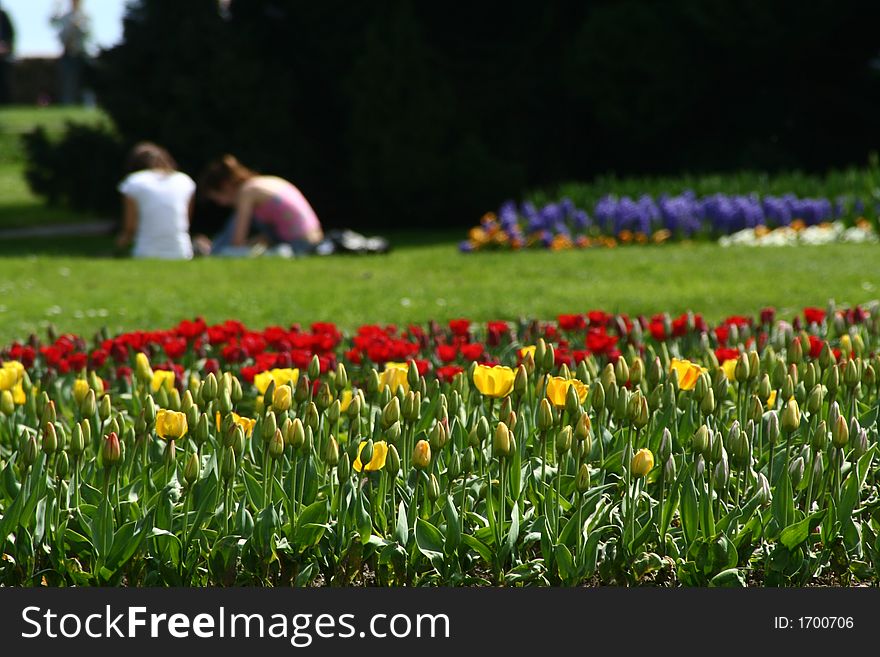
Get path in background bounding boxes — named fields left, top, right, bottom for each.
left=0, top=220, right=112, bottom=238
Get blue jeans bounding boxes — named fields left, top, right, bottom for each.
left=211, top=215, right=316, bottom=256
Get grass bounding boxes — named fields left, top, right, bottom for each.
left=0, top=235, right=877, bottom=345
left=0, top=105, right=109, bottom=229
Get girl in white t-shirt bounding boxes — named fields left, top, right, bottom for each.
left=116, top=142, right=196, bottom=259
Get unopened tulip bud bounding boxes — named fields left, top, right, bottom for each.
left=829, top=414, right=849, bottom=449
left=382, top=397, right=401, bottom=428
left=555, top=425, right=572, bottom=456
left=412, top=439, right=431, bottom=470
left=307, top=354, right=321, bottom=381
left=708, top=430, right=723, bottom=463
left=184, top=451, right=200, bottom=486
left=659, top=427, right=672, bottom=463
left=747, top=351, right=760, bottom=380
left=56, top=450, right=70, bottom=479
left=304, top=402, right=319, bottom=433
left=614, top=358, right=629, bottom=386
left=358, top=438, right=374, bottom=468
left=788, top=336, right=803, bottom=365
left=462, top=446, right=475, bottom=474
left=537, top=397, right=555, bottom=432
left=576, top=463, right=591, bottom=493
left=629, top=357, right=644, bottom=385
left=664, top=454, right=676, bottom=481
left=758, top=374, right=771, bottom=402
left=863, top=363, right=876, bottom=389
left=591, top=381, right=605, bottom=412
left=42, top=422, right=58, bottom=454
left=631, top=448, right=654, bottom=478
left=386, top=443, right=401, bottom=475
left=426, top=473, right=441, bottom=502
left=232, top=426, right=246, bottom=455
left=576, top=360, right=590, bottom=384
left=632, top=392, right=649, bottom=429
left=694, top=372, right=708, bottom=402
left=404, top=360, right=419, bottom=390
left=614, top=386, right=629, bottom=422
left=135, top=352, right=153, bottom=382
left=102, top=431, right=121, bottom=466
left=647, top=384, right=662, bottom=412
left=221, top=448, right=236, bottom=481
left=565, top=382, right=581, bottom=417
left=494, top=422, right=512, bottom=458
left=782, top=399, right=801, bottom=434
left=848, top=416, right=861, bottom=446
left=543, top=343, right=555, bottom=372
left=23, top=434, right=39, bottom=466
left=334, top=362, right=348, bottom=391
left=844, top=358, right=860, bottom=389
left=733, top=353, right=749, bottom=383
left=853, top=428, right=868, bottom=458
left=788, top=456, right=805, bottom=488
left=647, top=356, right=663, bottom=388
left=693, top=424, right=709, bottom=455
left=325, top=435, right=339, bottom=467
left=575, top=411, right=592, bottom=441
left=694, top=454, right=706, bottom=478
left=700, top=387, right=716, bottom=416
left=70, top=423, right=85, bottom=456
left=435, top=394, right=448, bottom=423
left=261, top=411, right=277, bottom=443
left=713, top=452, right=730, bottom=491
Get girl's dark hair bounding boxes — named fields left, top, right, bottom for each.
left=199, top=154, right=257, bottom=193
left=126, top=142, right=177, bottom=173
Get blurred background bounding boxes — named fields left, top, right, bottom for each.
left=0, top=0, right=879, bottom=236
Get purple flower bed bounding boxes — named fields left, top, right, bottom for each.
left=460, top=192, right=877, bottom=252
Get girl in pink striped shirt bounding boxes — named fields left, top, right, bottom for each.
left=198, top=154, right=324, bottom=256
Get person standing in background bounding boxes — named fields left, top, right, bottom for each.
left=51, top=0, right=91, bottom=105
left=0, top=1, right=15, bottom=105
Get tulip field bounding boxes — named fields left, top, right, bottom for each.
left=2, top=304, right=880, bottom=587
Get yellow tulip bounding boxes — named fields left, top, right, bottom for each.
left=0, top=361, right=23, bottom=391
left=151, top=369, right=175, bottom=393
left=353, top=440, right=388, bottom=472
left=73, top=379, right=90, bottom=405
left=721, top=358, right=737, bottom=383
left=378, top=363, right=410, bottom=394
left=631, top=448, right=655, bottom=477
left=156, top=408, right=188, bottom=440
left=545, top=376, right=589, bottom=408
left=12, top=382, right=25, bottom=406
left=669, top=358, right=706, bottom=391
left=519, top=345, right=537, bottom=359
left=215, top=411, right=256, bottom=437
left=272, top=384, right=292, bottom=411
left=473, top=364, right=516, bottom=398
left=412, top=439, right=432, bottom=470
left=339, top=389, right=354, bottom=412
left=254, top=368, right=300, bottom=394
left=135, top=352, right=154, bottom=381
left=766, top=390, right=777, bottom=409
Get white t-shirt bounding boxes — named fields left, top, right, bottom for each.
left=118, top=169, right=196, bottom=259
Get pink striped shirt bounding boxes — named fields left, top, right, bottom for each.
left=252, top=181, right=322, bottom=242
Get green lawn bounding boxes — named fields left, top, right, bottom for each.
left=0, top=237, right=876, bottom=345
left=0, top=105, right=108, bottom=229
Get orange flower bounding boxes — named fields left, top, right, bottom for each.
left=669, top=358, right=707, bottom=391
